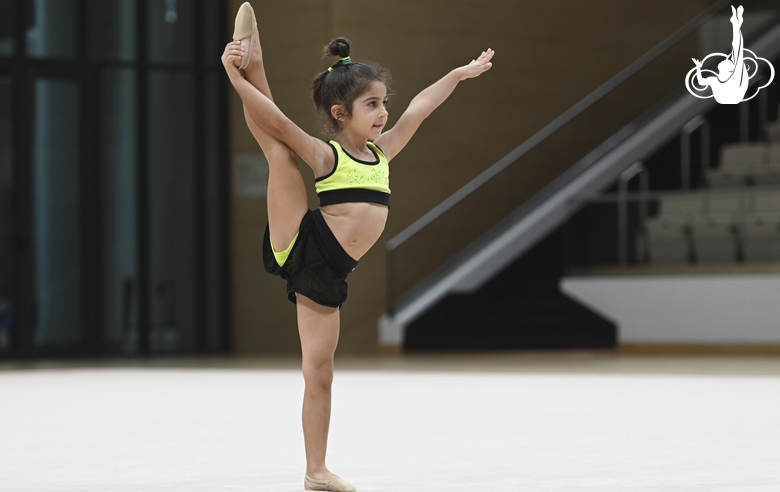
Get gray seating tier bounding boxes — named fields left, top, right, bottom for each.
left=646, top=192, right=780, bottom=265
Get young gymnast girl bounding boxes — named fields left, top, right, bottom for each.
left=224, top=3, right=494, bottom=491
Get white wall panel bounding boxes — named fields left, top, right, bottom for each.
left=561, top=275, right=780, bottom=343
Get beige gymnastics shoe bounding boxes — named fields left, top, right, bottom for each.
left=232, top=2, right=257, bottom=70
left=304, top=474, right=356, bottom=492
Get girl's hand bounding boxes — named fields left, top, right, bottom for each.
left=221, top=40, right=244, bottom=79
left=456, top=49, right=495, bottom=80
left=692, top=58, right=703, bottom=68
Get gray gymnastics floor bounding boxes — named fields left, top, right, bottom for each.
left=1, top=356, right=779, bottom=491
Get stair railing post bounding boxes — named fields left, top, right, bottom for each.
left=618, top=162, right=643, bottom=267
left=681, top=128, right=691, bottom=189
left=701, top=119, right=711, bottom=186
left=386, top=248, right=395, bottom=316
left=759, top=75, right=768, bottom=140
left=681, top=115, right=706, bottom=190
left=639, top=166, right=650, bottom=264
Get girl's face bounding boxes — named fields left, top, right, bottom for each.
left=339, top=81, right=388, bottom=139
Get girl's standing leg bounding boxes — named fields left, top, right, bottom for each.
left=297, top=295, right=344, bottom=485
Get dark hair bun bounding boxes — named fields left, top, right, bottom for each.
left=325, top=38, right=351, bottom=58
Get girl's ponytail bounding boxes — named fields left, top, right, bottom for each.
left=325, top=38, right=350, bottom=59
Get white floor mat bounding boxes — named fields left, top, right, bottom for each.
left=1, top=368, right=778, bottom=491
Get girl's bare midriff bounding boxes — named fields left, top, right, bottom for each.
left=320, top=202, right=388, bottom=261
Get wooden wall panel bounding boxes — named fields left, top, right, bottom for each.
left=228, top=0, right=709, bottom=354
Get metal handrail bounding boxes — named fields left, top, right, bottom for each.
left=575, top=186, right=780, bottom=204
left=385, top=0, right=732, bottom=252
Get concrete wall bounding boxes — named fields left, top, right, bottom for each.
left=229, top=0, right=709, bottom=354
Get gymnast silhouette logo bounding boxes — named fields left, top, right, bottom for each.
left=685, top=5, right=774, bottom=104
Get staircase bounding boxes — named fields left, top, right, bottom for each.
left=405, top=227, right=616, bottom=351
left=381, top=1, right=780, bottom=350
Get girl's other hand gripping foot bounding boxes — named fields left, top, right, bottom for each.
left=221, top=41, right=245, bottom=81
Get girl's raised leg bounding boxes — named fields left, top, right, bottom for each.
left=236, top=32, right=307, bottom=252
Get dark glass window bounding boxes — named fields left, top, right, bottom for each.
left=26, top=0, right=78, bottom=59
left=148, top=70, right=196, bottom=353
left=148, top=0, right=194, bottom=65
left=204, top=73, right=224, bottom=351
left=101, top=69, right=139, bottom=352
left=203, top=0, right=221, bottom=66
left=87, top=0, right=137, bottom=61
left=2, top=0, right=228, bottom=358
left=33, top=79, right=81, bottom=346
left=0, top=0, right=13, bottom=56
left=0, top=76, right=12, bottom=351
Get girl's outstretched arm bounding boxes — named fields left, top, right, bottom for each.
left=222, top=42, right=333, bottom=176
left=374, top=49, right=494, bottom=161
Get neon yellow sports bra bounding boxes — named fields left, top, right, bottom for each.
left=315, top=140, right=390, bottom=207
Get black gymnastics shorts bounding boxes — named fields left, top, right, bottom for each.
left=263, top=209, right=358, bottom=308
